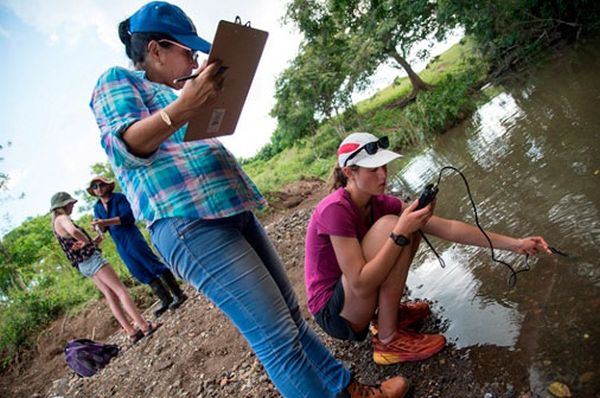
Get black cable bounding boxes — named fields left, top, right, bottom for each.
left=419, top=230, right=446, bottom=268
left=423, top=166, right=527, bottom=288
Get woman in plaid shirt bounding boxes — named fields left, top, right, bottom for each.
left=89, top=2, right=410, bottom=397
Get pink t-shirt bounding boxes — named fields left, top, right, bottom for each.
left=304, top=188, right=403, bottom=314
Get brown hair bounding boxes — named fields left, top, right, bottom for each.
left=52, top=208, right=68, bottom=217
left=328, top=165, right=359, bottom=192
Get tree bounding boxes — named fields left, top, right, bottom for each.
left=270, top=36, right=352, bottom=149
left=286, top=0, right=446, bottom=104
left=435, top=0, right=600, bottom=75
left=0, top=214, right=55, bottom=295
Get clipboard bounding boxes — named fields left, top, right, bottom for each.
left=184, top=18, right=269, bottom=141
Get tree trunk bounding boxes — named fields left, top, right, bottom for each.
left=389, top=49, right=433, bottom=94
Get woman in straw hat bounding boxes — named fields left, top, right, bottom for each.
left=50, top=191, right=159, bottom=344
left=88, top=176, right=187, bottom=317
left=305, top=132, right=552, bottom=366
left=88, top=2, right=410, bottom=397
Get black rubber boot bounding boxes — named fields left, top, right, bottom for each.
left=161, top=270, right=188, bottom=310
left=149, top=279, right=173, bottom=317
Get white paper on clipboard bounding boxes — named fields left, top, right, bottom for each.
left=184, top=19, right=268, bottom=141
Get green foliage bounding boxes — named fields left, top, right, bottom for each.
left=436, top=0, right=600, bottom=71
left=0, top=269, right=98, bottom=367
left=269, top=33, right=354, bottom=155
left=269, top=0, right=447, bottom=157
left=0, top=214, right=55, bottom=296
left=244, top=141, right=336, bottom=193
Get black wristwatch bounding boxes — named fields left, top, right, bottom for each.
left=389, top=232, right=410, bottom=247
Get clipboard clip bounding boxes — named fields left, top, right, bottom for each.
left=234, top=16, right=251, bottom=27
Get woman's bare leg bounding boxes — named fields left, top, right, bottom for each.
left=92, top=266, right=136, bottom=335
left=372, top=230, right=420, bottom=340
left=94, top=264, right=149, bottom=332
left=339, top=215, right=420, bottom=336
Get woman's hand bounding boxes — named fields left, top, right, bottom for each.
left=177, top=61, right=224, bottom=114
left=72, top=240, right=87, bottom=251
left=515, top=236, right=552, bottom=256
left=394, top=199, right=434, bottom=235
left=122, top=61, right=226, bottom=157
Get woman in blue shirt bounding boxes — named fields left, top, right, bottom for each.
left=89, top=176, right=187, bottom=317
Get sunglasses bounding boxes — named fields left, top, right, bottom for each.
left=158, top=39, right=199, bottom=63
left=343, top=136, right=389, bottom=167
left=91, top=183, right=106, bottom=190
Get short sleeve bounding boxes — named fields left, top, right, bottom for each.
left=89, top=67, right=158, bottom=169
left=316, top=202, right=357, bottom=238
left=382, top=195, right=403, bottom=215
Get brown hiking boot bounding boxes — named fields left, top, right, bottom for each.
left=343, top=376, right=411, bottom=398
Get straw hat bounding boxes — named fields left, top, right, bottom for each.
left=87, top=176, right=116, bottom=196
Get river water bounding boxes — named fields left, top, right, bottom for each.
left=390, top=39, right=600, bottom=396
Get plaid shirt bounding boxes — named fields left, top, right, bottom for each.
left=89, top=67, right=265, bottom=225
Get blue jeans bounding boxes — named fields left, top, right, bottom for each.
left=150, top=212, right=351, bottom=398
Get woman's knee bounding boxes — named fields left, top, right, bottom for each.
left=97, top=266, right=130, bottom=297
left=362, top=215, right=399, bottom=260
left=95, top=280, right=117, bottom=302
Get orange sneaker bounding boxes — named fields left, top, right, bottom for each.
left=370, top=300, right=431, bottom=334
left=372, top=329, right=445, bottom=365
left=344, top=376, right=411, bottom=398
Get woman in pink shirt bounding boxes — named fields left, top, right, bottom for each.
left=304, top=132, right=552, bottom=366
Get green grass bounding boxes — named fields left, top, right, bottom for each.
left=356, top=38, right=481, bottom=114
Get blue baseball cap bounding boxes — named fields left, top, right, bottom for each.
left=130, top=1, right=211, bottom=54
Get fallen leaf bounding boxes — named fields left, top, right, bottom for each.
left=548, top=381, right=572, bottom=397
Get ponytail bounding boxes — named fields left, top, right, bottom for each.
left=117, top=18, right=175, bottom=68
left=118, top=19, right=132, bottom=59
left=328, top=165, right=355, bottom=192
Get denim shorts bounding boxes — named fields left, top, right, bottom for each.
left=77, top=251, right=108, bottom=278
left=314, top=279, right=369, bottom=342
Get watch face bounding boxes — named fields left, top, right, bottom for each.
left=390, top=232, right=410, bottom=246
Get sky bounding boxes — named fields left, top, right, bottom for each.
left=0, top=0, right=461, bottom=233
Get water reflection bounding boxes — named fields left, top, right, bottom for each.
left=410, top=246, right=523, bottom=348
left=468, top=93, right=524, bottom=170
left=392, top=39, right=600, bottom=395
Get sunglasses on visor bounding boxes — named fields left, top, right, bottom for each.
left=343, top=136, right=390, bottom=167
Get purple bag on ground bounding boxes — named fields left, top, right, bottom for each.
left=64, top=339, right=119, bottom=377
